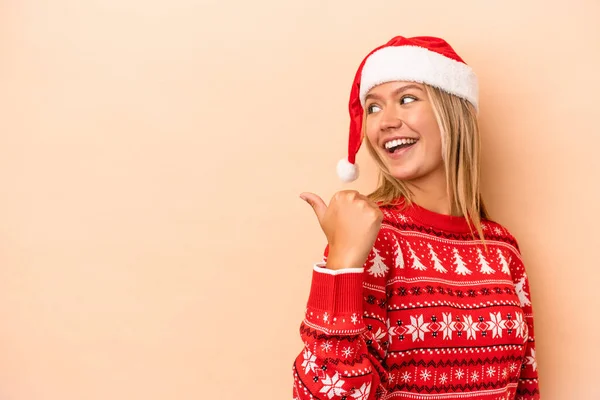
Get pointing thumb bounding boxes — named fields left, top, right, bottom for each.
left=299, top=192, right=327, bottom=222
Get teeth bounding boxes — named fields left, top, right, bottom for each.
left=384, top=138, right=417, bottom=149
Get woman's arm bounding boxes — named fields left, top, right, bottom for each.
left=293, top=238, right=392, bottom=400
left=294, top=191, right=388, bottom=399
left=509, top=249, right=541, bottom=399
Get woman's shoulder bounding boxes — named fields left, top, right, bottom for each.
left=376, top=203, right=415, bottom=233
left=481, top=218, right=521, bottom=251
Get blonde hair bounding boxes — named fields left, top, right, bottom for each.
left=366, top=84, right=489, bottom=242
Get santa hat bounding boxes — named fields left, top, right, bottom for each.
left=337, top=35, right=479, bottom=182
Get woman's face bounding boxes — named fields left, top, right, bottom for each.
left=364, top=81, right=444, bottom=185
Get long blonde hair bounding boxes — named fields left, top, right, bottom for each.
left=366, top=84, right=489, bottom=241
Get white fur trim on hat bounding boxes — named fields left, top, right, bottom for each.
left=359, top=45, right=478, bottom=109
left=337, top=158, right=359, bottom=182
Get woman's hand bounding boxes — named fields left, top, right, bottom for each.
left=300, top=190, right=383, bottom=270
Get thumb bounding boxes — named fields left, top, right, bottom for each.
left=299, top=192, right=327, bottom=222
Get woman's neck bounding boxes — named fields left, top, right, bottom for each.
left=406, top=168, right=460, bottom=217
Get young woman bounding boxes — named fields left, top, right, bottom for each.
left=293, top=36, right=540, bottom=400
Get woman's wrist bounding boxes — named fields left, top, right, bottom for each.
left=325, top=252, right=364, bottom=270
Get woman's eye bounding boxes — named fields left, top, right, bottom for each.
left=401, top=96, right=417, bottom=105
left=367, top=104, right=381, bottom=114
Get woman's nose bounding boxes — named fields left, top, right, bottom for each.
left=380, top=108, right=403, bottom=131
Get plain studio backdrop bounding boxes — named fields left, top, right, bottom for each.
left=1, top=0, right=599, bottom=399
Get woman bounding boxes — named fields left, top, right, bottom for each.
left=294, top=36, right=540, bottom=400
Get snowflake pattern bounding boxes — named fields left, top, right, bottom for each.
left=439, top=373, right=448, bottom=385
left=440, top=312, right=456, bottom=340
left=301, top=349, right=318, bottom=374
left=321, top=341, right=333, bottom=352
left=405, top=315, right=430, bottom=341
left=526, top=349, right=537, bottom=371
left=515, top=312, right=526, bottom=338
left=350, top=382, right=371, bottom=400
left=392, top=311, right=525, bottom=343
left=401, top=371, right=412, bottom=383
left=374, top=327, right=387, bottom=340
left=341, top=346, right=354, bottom=358
left=298, top=215, right=540, bottom=398
left=463, top=315, right=480, bottom=340
left=388, top=373, right=395, bottom=384
left=488, top=312, right=507, bottom=338
left=319, top=372, right=346, bottom=399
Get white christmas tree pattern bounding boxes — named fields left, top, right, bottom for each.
left=515, top=275, right=532, bottom=307
left=497, top=249, right=511, bottom=275
left=394, top=237, right=405, bottom=269
left=476, top=248, right=496, bottom=274
left=452, top=248, right=472, bottom=275
left=368, top=248, right=389, bottom=278
left=407, top=242, right=427, bottom=271
left=428, top=243, right=448, bottom=273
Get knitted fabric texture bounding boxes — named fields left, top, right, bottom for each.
left=293, top=202, right=540, bottom=400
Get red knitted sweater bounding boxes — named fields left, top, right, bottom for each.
left=293, top=202, right=540, bottom=400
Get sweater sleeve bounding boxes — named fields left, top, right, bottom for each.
left=509, top=248, right=541, bottom=399
left=293, top=230, right=393, bottom=400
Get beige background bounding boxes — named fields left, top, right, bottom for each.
left=1, top=0, right=599, bottom=399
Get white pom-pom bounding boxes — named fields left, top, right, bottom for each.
left=336, top=158, right=359, bottom=182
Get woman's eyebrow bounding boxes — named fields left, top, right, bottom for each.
left=365, top=84, right=424, bottom=102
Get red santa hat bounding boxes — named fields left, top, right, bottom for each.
left=337, top=35, right=479, bottom=182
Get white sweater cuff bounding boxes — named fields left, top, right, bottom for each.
left=313, top=262, right=364, bottom=276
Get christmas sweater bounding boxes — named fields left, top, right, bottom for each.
left=293, top=201, right=540, bottom=400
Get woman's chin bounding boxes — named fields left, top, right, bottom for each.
left=386, top=165, right=418, bottom=181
